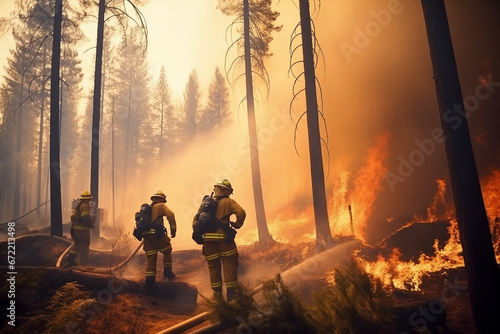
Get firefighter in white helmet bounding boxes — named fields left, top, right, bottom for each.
left=193, top=179, right=246, bottom=301
left=142, top=190, right=177, bottom=293
left=68, top=190, right=95, bottom=266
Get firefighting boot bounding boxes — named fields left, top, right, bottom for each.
left=209, top=286, right=221, bottom=300
left=145, top=276, right=155, bottom=295
left=226, top=288, right=237, bottom=302
left=163, top=267, right=176, bottom=281
left=67, top=253, right=77, bottom=267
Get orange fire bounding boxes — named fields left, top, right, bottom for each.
left=362, top=168, right=500, bottom=291
left=328, top=132, right=391, bottom=241
left=269, top=129, right=499, bottom=291
left=361, top=218, right=464, bottom=291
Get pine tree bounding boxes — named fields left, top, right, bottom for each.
left=182, top=69, right=201, bottom=141
left=112, top=28, right=151, bottom=209
left=0, top=0, right=83, bottom=226
left=420, top=0, right=500, bottom=331
left=199, top=66, right=231, bottom=134
left=218, top=0, right=281, bottom=246
left=151, top=66, right=174, bottom=163
left=296, top=0, right=332, bottom=246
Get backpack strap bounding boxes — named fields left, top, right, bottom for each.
left=73, top=201, right=83, bottom=220
left=150, top=202, right=164, bottom=225
left=213, top=196, right=232, bottom=223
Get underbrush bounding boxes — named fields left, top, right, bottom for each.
left=202, top=256, right=397, bottom=333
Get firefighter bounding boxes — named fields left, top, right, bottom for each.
left=68, top=190, right=95, bottom=266
left=142, top=190, right=177, bottom=293
left=194, top=179, right=246, bottom=301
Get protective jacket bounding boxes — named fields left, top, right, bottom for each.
left=200, top=196, right=245, bottom=241
left=194, top=195, right=246, bottom=296
left=69, top=200, right=94, bottom=265
left=142, top=202, right=177, bottom=281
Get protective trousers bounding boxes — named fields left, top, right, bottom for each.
left=69, top=229, right=90, bottom=265
left=143, top=233, right=173, bottom=280
left=202, top=240, right=239, bottom=293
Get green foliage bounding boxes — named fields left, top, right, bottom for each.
left=312, top=256, right=397, bottom=334
left=203, top=275, right=319, bottom=333
left=258, top=274, right=318, bottom=333
left=201, top=284, right=258, bottom=323
left=43, top=281, right=95, bottom=332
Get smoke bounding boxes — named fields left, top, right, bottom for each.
left=105, top=0, right=500, bottom=250
left=261, top=0, right=500, bottom=245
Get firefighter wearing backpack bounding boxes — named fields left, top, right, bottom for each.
left=193, top=179, right=246, bottom=301
left=68, top=190, right=95, bottom=266
left=142, top=190, right=177, bottom=292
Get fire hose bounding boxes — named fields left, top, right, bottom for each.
left=155, top=239, right=362, bottom=334
left=55, top=238, right=145, bottom=271
left=154, top=284, right=265, bottom=334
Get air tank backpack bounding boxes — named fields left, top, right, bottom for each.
left=133, top=203, right=152, bottom=241
left=192, top=195, right=236, bottom=245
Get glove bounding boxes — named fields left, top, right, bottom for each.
left=171, top=229, right=176, bottom=238
left=230, top=221, right=242, bottom=229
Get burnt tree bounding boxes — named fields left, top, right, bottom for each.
left=50, top=0, right=63, bottom=236
left=298, top=0, right=332, bottom=246
left=420, top=0, right=500, bottom=332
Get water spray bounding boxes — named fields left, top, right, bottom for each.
left=155, top=239, right=362, bottom=334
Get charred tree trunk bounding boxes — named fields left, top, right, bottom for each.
left=13, top=75, right=25, bottom=220
left=90, top=0, right=105, bottom=230
left=50, top=0, right=63, bottom=236
left=299, top=0, right=332, bottom=246
left=37, top=45, right=48, bottom=220
left=420, top=0, right=500, bottom=332
left=243, top=0, right=274, bottom=246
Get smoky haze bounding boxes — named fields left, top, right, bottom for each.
left=235, top=0, right=500, bottom=246
left=2, top=0, right=498, bottom=250
left=119, top=0, right=500, bottom=249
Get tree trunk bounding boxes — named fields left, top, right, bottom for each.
left=243, top=0, right=274, bottom=246
left=91, top=0, right=105, bottom=208
left=90, top=0, right=106, bottom=237
left=420, top=0, right=500, bottom=332
left=13, top=75, right=25, bottom=220
left=298, top=0, right=332, bottom=246
left=37, top=45, right=48, bottom=220
left=50, top=0, right=63, bottom=236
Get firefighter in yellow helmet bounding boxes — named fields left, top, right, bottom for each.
left=142, top=190, right=177, bottom=293
left=68, top=190, right=95, bottom=266
left=193, top=179, right=246, bottom=301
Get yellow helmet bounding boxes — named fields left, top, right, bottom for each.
left=80, top=190, right=92, bottom=200
left=214, top=179, right=233, bottom=194
left=151, top=190, right=167, bottom=202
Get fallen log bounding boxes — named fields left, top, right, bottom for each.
left=0, top=266, right=198, bottom=304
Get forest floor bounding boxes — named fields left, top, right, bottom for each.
left=0, top=225, right=482, bottom=334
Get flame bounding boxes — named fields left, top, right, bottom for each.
left=481, top=169, right=500, bottom=261
left=361, top=219, right=464, bottom=291
left=270, top=132, right=390, bottom=243
left=329, top=132, right=391, bottom=241
left=269, top=131, right=499, bottom=292
left=269, top=204, right=316, bottom=242
left=362, top=168, right=500, bottom=291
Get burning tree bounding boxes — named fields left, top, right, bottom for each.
left=420, top=0, right=500, bottom=331
left=218, top=0, right=281, bottom=246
